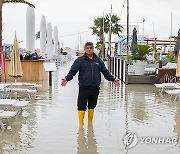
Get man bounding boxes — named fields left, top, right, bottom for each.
left=61, top=42, right=120, bottom=127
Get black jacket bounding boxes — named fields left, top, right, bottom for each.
left=65, top=53, right=115, bottom=87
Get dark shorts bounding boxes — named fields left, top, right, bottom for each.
left=77, top=86, right=100, bottom=111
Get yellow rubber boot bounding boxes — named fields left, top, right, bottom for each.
left=78, top=111, right=85, bottom=127
left=88, top=109, right=94, bottom=125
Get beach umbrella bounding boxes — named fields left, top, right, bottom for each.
left=8, top=34, right=23, bottom=82
left=131, top=27, right=137, bottom=54
left=176, top=51, right=180, bottom=77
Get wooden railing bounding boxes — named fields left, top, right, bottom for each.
left=155, top=68, right=177, bottom=83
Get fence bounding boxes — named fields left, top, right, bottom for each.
left=108, top=57, right=128, bottom=84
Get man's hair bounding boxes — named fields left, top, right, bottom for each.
left=84, top=42, right=94, bottom=48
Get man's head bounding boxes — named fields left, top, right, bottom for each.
left=84, top=42, right=94, bottom=56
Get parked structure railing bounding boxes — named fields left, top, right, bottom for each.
left=108, top=57, right=128, bottom=84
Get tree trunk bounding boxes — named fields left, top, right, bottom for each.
left=99, top=29, right=104, bottom=58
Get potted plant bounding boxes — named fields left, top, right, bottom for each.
left=167, top=53, right=176, bottom=63
left=131, top=44, right=153, bottom=75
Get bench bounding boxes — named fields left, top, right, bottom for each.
left=8, top=88, right=37, bottom=100
left=0, top=99, right=30, bottom=113
left=154, top=83, right=180, bottom=93
left=0, top=110, right=18, bottom=129
left=165, top=89, right=180, bottom=102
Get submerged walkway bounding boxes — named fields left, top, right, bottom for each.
left=0, top=59, right=179, bottom=154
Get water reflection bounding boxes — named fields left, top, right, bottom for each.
left=77, top=126, right=99, bottom=154
left=1, top=60, right=180, bottom=153
left=0, top=103, right=37, bottom=153
left=131, top=92, right=148, bottom=123
left=127, top=85, right=158, bottom=124
left=122, top=83, right=129, bottom=154
left=174, top=105, right=180, bottom=148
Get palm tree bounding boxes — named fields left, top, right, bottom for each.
left=90, top=17, right=106, bottom=58
left=0, top=0, right=35, bottom=81
left=105, top=14, right=123, bottom=37
left=90, top=14, right=123, bottom=58
left=2, top=0, right=35, bottom=7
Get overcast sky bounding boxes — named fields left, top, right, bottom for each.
left=2, top=0, right=180, bottom=49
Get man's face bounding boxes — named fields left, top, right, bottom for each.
left=85, top=45, right=94, bottom=55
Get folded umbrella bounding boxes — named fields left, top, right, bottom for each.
left=8, top=33, right=23, bottom=82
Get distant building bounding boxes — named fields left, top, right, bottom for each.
left=3, top=43, right=23, bottom=58
left=117, top=35, right=148, bottom=55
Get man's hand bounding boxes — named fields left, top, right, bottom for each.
left=61, top=78, right=68, bottom=86
left=113, top=79, right=120, bottom=87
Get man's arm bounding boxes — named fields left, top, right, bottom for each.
left=61, top=58, right=80, bottom=86
left=65, top=58, right=80, bottom=81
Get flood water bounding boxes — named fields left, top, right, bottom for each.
left=0, top=59, right=179, bottom=154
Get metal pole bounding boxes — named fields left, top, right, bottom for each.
left=170, top=12, right=172, bottom=54
left=78, top=31, right=80, bottom=51
left=127, top=0, right=129, bottom=62
left=126, top=0, right=129, bottom=85
left=153, top=24, right=157, bottom=57
left=143, top=17, right=145, bottom=40
left=102, top=12, right=105, bottom=59
left=108, top=4, right=112, bottom=57
left=0, top=0, right=2, bottom=82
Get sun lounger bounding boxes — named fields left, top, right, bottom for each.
left=12, top=83, right=35, bottom=86
left=0, top=83, right=40, bottom=100
left=154, top=83, right=180, bottom=93
left=7, top=88, right=37, bottom=99
left=165, top=89, right=180, bottom=102
left=0, top=99, right=29, bottom=106
left=0, top=83, right=11, bottom=98
left=12, top=101, right=29, bottom=108
left=0, top=83, right=9, bottom=90
left=162, top=83, right=180, bottom=87
left=0, top=110, right=18, bottom=129
left=0, top=99, right=18, bottom=105
left=11, top=82, right=42, bottom=90
left=0, top=99, right=30, bottom=112
left=27, top=89, right=37, bottom=99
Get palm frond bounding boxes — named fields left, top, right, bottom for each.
left=3, top=0, right=35, bottom=8
left=170, top=35, right=180, bottom=41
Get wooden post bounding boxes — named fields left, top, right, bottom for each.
left=159, top=60, right=162, bottom=68
left=108, top=4, right=112, bottom=57
left=126, top=0, right=129, bottom=84
left=49, top=71, right=52, bottom=86
left=170, top=12, right=172, bottom=54
left=0, top=0, right=2, bottom=82
left=102, top=12, right=105, bottom=59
